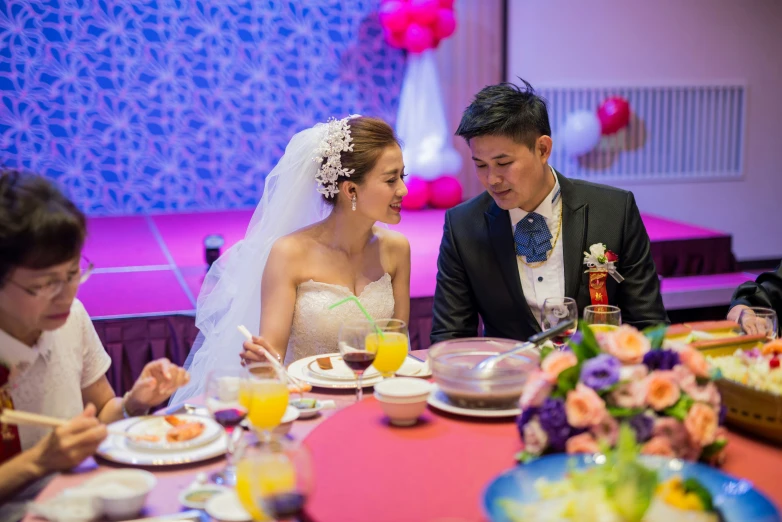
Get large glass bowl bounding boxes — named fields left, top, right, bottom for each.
left=428, top=337, right=539, bottom=409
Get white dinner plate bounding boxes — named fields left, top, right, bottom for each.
left=98, top=417, right=227, bottom=467
left=124, top=414, right=222, bottom=452
left=427, top=384, right=521, bottom=418
left=288, top=353, right=430, bottom=389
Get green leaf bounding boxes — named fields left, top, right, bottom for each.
left=684, top=477, right=715, bottom=511
left=557, top=364, right=581, bottom=395
left=701, top=439, right=728, bottom=460
left=514, top=450, right=538, bottom=464
left=643, top=324, right=668, bottom=350
left=662, top=394, right=695, bottom=420
left=569, top=320, right=602, bottom=362
left=607, top=406, right=645, bottom=418
left=539, top=344, right=554, bottom=362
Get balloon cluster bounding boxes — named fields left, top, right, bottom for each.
left=379, top=0, right=457, bottom=53
left=402, top=176, right=462, bottom=210
left=561, top=97, right=631, bottom=157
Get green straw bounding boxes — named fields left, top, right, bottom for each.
left=329, top=296, right=384, bottom=339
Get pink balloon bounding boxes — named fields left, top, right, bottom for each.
left=378, top=1, right=410, bottom=34
left=439, top=0, right=455, bottom=8
left=401, top=177, right=429, bottom=210
left=403, top=23, right=435, bottom=53
left=383, top=27, right=406, bottom=49
left=433, top=8, right=456, bottom=40
left=428, top=176, right=462, bottom=209
left=409, top=0, right=440, bottom=26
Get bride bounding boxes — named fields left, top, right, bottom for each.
left=171, top=116, right=410, bottom=402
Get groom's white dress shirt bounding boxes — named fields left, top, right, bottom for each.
left=508, top=169, right=565, bottom=327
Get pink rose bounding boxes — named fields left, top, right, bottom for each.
left=685, top=402, right=718, bottom=447
left=678, top=347, right=711, bottom=378
left=619, top=364, right=649, bottom=382
left=591, top=412, right=619, bottom=446
left=646, top=371, right=681, bottom=411
left=541, top=350, right=578, bottom=380
left=601, top=325, right=651, bottom=364
left=641, top=436, right=676, bottom=457
left=522, top=417, right=549, bottom=456
left=653, top=417, right=691, bottom=458
left=566, top=433, right=600, bottom=455
left=565, top=383, right=608, bottom=428
left=609, top=379, right=648, bottom=409
left=678, top=373, right=721, bottom=410
left=520, top=371, right=554, bottom=409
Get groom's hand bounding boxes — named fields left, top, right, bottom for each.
left=240, top=336, right=280, bottom=365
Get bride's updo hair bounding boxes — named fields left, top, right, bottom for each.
left=321, top=116, right=400, bottom=206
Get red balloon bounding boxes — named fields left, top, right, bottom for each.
left=401, top=177, right=429, bottom=210
left=378, top=1, right=410, bottom=34
left=428, top=176, right=462, bottom=209
left=439, top=0, right=455, bottom=7
left=403, top=23, right=434, bottom=53
left=383, top=27, right=406, bottom=49
left=409, top=0, right=440, bottom=25
left=597, top=96, right=631, bottom=135
left=433, top=8, right=456, bottom=40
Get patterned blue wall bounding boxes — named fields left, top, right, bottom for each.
left=0, top=0, right=405, bottom=214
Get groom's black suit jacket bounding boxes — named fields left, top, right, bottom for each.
left=430, top=170, right=668, bottom=345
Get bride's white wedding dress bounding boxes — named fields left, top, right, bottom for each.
left=285, top=273, right=395, bottom=364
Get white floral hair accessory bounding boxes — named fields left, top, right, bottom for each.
left=313, top=116, right=357, bottom=198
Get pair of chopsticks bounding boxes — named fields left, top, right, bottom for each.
left=237, top=325, right=309, bottom=391
left=1, top=410, right=144, bottom=440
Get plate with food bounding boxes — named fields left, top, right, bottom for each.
left=483, top=426, right=779, bottom=522
left=98, top=416, right=227, bottom=466
left=123, top=414, right=223, bottom=452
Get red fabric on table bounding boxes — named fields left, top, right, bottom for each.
left=303, top=397, right=521, bottom=522
left=304, top=398, right=782, bottom=522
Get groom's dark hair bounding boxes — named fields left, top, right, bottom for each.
left=455, top=79, right=551, bottom=150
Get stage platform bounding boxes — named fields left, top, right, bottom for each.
left=78, top=209, right=746, bottom=394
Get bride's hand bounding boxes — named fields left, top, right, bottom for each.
left=240, top=335, right=280, bottom=365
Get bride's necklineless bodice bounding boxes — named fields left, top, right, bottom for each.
left=285, top=273, right=395, bottom=364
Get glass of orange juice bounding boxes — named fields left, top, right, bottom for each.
left=583, top=304, right=622, bottom=333
left=244, top=362, right=289, bottom=444
left=236, top=440, right=312, bottom=522
left=364, top=318, right=409, bottom=378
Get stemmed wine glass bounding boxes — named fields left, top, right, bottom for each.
left=541, top=297, right=578, bottom=348
left=338, top=319, right=378, bottom=402
left=738, top=307, right=778, bottom=341
left=204, top=368, right=248, bottom=485
left=583, top=304, right=622, bottom=333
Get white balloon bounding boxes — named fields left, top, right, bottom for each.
left=561, top=110, right=602, bottom=157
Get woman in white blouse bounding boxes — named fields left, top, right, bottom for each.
left=0, top=170, right=189, bottom=514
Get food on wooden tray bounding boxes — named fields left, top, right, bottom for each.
left=708, top=340, right=782, bottom=395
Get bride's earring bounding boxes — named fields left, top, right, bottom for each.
left=351, top=194, right=357, bottom=211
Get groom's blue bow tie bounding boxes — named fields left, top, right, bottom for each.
left=514, top=212, right=553, bottom=263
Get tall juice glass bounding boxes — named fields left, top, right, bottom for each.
left=365, top=318, right=409, bottom=378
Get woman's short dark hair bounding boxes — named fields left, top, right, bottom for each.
left=455, top=79, right=551, bottom=150
left=321, top=116, right=401, bottom=206
left=0, top=169, right=86, bottom=284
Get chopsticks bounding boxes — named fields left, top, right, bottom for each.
left=1, top=410, right=147, bottom=440
left=237, top=325, right=310, bottom=392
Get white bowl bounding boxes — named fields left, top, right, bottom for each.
left=80, top=469, right=156, bottom=520
left=206, top=491, right=252, bottom=522
left=374, top=378, right=432, bottom=426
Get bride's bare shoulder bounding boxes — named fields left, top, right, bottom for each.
left=269, top=227, right=321, bottom=259
left=374, top=227, right=410, bottom=255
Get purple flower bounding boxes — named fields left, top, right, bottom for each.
left=629, top=414, right=655, bottom=443
left=517, top=407, right=538, bottom=438
left=538, top=398, right=573, bottom=451
left=580, top=354, right=620, bottom=391
left=643, top=349, right=681, bottom=371
left=719, top=404, right=727, bottom=426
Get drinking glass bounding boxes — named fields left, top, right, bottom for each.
left=338, top=319, right=379, bottom=402
left=244, top=362, right=289, bottom=444
left=204, top=368, right=248, bottom=485
left=365, top=318, right=409, bottom=378
left=738, top=307, right=778, bottom=341
left=583, top=304, right=622, bottom=333
left=540, top=297, right=578, bottom=348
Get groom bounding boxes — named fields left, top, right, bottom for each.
left=430, top=80, right=668, bottom=344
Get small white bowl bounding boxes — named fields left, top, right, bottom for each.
left=374, top=377, right=432, bottom=426
left=80, top=469, right=156, bottom=520
left=206, top=491, right=252, bottom=522
left=178, top=484, right=232, bottom=510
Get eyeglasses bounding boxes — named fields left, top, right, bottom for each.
left=7, top=256, right=94, bottom=299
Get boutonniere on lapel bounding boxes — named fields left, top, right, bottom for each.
left=583, top=243, right=625, bottom=305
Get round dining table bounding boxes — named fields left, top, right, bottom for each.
left=24, top=350, right=782, bottom=522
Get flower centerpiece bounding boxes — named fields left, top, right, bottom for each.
left=517, top=322, right=727, bottom=464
